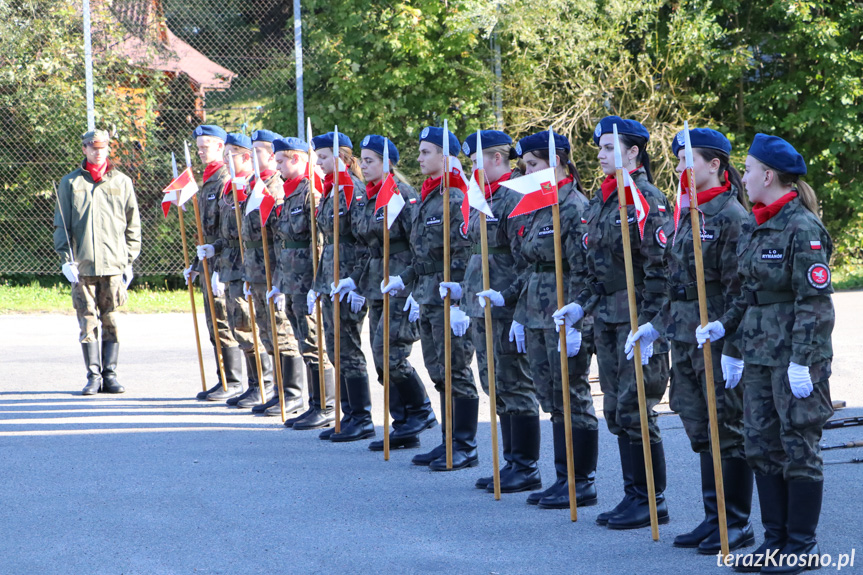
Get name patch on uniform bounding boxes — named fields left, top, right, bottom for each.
left=486, top=216, right=499, bottom=223
left=538, top=225, right=554, bottom=238
left=426, top=216, right=442, bottom=226
left=207, top=193, right=216, bottom=201
left=655, top=228, right=667, bottom=248
left=330, top=210, right=345, bottom=218
left=290, top=207, right=303, bottom=216
left=807, top=263, right=831, bottom=289
left=700, top=228, right=717, bottom=241
left=375, top=210, right=385, bottom=222
left=761, top=249, right=784, bottom=261
left=615, top=216, right=637, bottom=225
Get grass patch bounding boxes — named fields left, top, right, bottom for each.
left=834, top=266, right=863, bottom=291
left=0, top=281, right=205, bottom=314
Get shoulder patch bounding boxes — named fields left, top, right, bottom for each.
left=658, top=205, right=666, bottom=213
left=655, top=227, right=667, bottom=248
left=459, top=222, right=469, bottom=239
left=409, top=198, right=417, bottom=204
left=807, top=263, right=831, bottom=289
left=582, top=232, right=589, bottom=250
left=809, top=240, right=822, bottom=250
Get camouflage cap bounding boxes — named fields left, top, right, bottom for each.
left=82, top=130, right=111, bottom=148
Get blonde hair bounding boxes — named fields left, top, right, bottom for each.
left=339, top=146, right=363, bottom=181
left=776, top=170, right=820, bottom=219
left=482, top=144, right=512, bottom=163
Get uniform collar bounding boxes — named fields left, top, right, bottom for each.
left=697, top=187, right=734, bottom=217
left=754, top=196, right=800, bottom=231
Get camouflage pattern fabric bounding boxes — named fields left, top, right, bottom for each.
left=242, top=172, right=284, bottom=285
left=284, top=293, right=330, bottom=370
left=273, top=178, right=320, bottom=295
left=471, top=318, right=538, bottom=417
left=200, top=284, right=238, bottom=350
left=249, top=282, right=299, bottom=358
left=418, top=304, right=477, bottom=398
left=72, top=275, right=127, bottom=343
left=312, top=174, right=368, bottom=294
left=321, top=294, right=368, bottom=379
left=368, top=298, right=419, bottom=384
left=225, top=279, right=261, bottom=355
left=211, top=175, right=249, bottom=284
left=193, top=164, right=230, bottom=274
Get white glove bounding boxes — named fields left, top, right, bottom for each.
left=477, top=289, right=505, bottom=308
left=61, top=261, right=79, bottom=285
left=403, top=293, right=420, bottom=322
left=552, top=302, right=585, bottom=330
left=243, top=281, right=252, bottom=297
left=348, top=291, right=366, bottom=314
left=558, top=325, right=582, bottom=357
left=306, top=289, right=319, bottom=316
left=210, top=271, right=225, bottom=298
left=721, top=355, right=744, bottom=390
left=122, top=265, right=133, bottom=288
left=197, top=244, right=215, bottom=259
left=625, top=322, right=660, bottom=360
left=788, top=362, right=813, bottom=399
left=695, top=320, right=726, bottom=348
left=439, top=281, right=463, bottom=301
left=267, top=286, right=285, bottom=312
left=449, top=306, right=470, bottom=337
left=330, top=277, right=357, bottom=302
left=381, top=275, right=405, bottom=296
left=509, top=320, right=526, bottom=354
left=183, top=265, right=198, bottom=286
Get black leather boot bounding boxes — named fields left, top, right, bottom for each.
left=760, top=480, right=823, bottom=574
left=331, top=374, right=375, bottom=442
left=477, top=413, right=512, bottom=489
left=391, top=369, right=438, bottom=439
left=319, top=374, right=353, bottom=439
left=197, top=347, right=225, bottom=400
left=528, top=420, right=566, bottom=505
left=733, top=474, right=789, bottom=572
left=412, top=393, right=446, bottom=466
left=607, top=440, right=669, bottom=529
left=237, top=353, right=274, bottom=408
left=100, top=341, right=124, bottom=393
left=293, top=367, right=336, bottom=430
left=369, top=381, right=419, bottom=451
left=81, top=342, right=102, bottom=395
left=675, top=451, right=719, bottom=547
left=492, top=414, right=541, bottom=493
left=596, top=435, right=636, bottom=524
left=262, top=355, right=306, bottom=416
left=430, top=396, right=479, bottom=471
left=539, top=427, right=598, bottom=508
left=698, top=456, right=756, bottom=554
left=207, top=347, right=245, bottom=402
left=227, top=352, right=258, bottom=406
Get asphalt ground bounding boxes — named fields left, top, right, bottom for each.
left=1, top=292, right=861, bottom=574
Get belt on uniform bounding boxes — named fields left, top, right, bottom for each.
left=281, top=240, right=310, bottom=249
left=370, top=240, right=410, bottom=258
left=226, top=239, right=240, bottom=248
left=590, top=270, right=645, bottom=296
left=243, top=240, right=263, bottom=249
left=415, top=260, right=445, bottom=275
left=205, top=235, right=218, bottom=244
left=670, top=281, right=722, bottom=301
left=324, top=237, right=356, bottom=245
left=472, top=245, right=510, bottom=256
left=534, top=261, right=569, bottom=273
left=744, top=290, right=795, bottom=305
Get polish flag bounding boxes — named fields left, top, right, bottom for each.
left=336, top=158, right=355, bottom=209
left=671, top=170, right=692, bottom=246
left=501, top=167, right=558, bottom=219
left=374, top=173, right=406, bottom=229
left=622, top=170, right=650, bottom=240
left=161, top=167, right=198, bottom=217
left=460, top=169, right=495, bottom=232
left=244, top=177, right=275, bottom=225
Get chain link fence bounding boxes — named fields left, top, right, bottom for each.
left=0, top=0, right=310, bottom=276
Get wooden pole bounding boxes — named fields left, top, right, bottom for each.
left=383, top=203, right=391, bottom=460
left=332, top=132, right=342, bottom=433
left=177, top=206, right=207, bottom=393
left=307, top=121, right=327, bottom=412
left=442, top=139, right=453, bottom=470
left=261, top=223, right=286, bottom=422
left=683, top=124, right=729, bottom=556
left=613, top=125, right=659, bottom=540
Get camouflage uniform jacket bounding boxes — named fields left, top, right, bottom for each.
left=241, top=171, right=284, bottom=284
left=501, top=181, right=589, bottom=330
left=193, top=163, right=231, bottom=274
left=400, top=181, right=471, bottom=306
left=718, top=198, right=834, bottom=367
left=653, top=187, right=747, bottom=357
left=573, top=167, right=671, bottom=327
left=54, top=161, right=141, bottom=276
left=312, top=173, right=367, bottom=294
left=349, top=181, right=419, bottom=302
left=212, top=173, right=250, bottom=283
left=273, top=178, right=321, bottom=295
left=462, top=176, right=529, bottom=320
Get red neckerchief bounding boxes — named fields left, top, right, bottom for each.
left=421, top=175, right=443, bottom=202
left=753, top=191, right=797, bottom=225
left=250, top=169, right=276, bottom=190
left=282, top=176, right=304, bottom=199
left=203, top=161, right=224, bottom=184
left=223, top=170, right=252, bottom=197
left=366, top=179, right=383, bottom=200
left=557, top=175, right=574, bottom=190
left=696, top=171, right=731, bottom=206
left=323, top=172, right=335, bottom=199
left=600, top=167, right=639, bottom=202
left=85, top=161, right=108, bottom=183
left=483, top=171, right=512, bottom=199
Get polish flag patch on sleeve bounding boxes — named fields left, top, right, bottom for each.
left=810, top=240, right=822, bottom=250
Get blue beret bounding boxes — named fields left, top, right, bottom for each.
left=225, top=133, right=252, bottom=150
left=419, top=126, right=460, bottom=154
left=273, top=137, right=309, bottom=153
left=311, top=131, right=353, bottom=152
left=251, top=129, right=282, bottom=144
left=672, top=128, right=732, bottom=157
left=361, top=135, right=399, bottom=165
left=748, top=134, right=807, bottom=176
left=515, top=131, right=570, bottom=157
left=462, top=130, right=512, bottom=157
left=593, top=116, right=650, bottom=146
left=193, top=125, right=227, bottom=142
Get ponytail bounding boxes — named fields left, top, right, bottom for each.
left=792, top=178, right=820, bottom=218
left=619, top=134, right=653, bottom=184
left=339, top=146, right=363, bottom=182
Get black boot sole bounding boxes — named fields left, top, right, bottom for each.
left=697, top=531, right=756, bottom=555
left=330, top=428, right=376, bottom=443
left=368, top=437, right=420, bottom=451
left=429, top=456, right=479, bottom=472
left=491, top=479, right=543, bottom=494
left=538, top=494, right=598, bottom=509
left=606, top=512, right=670, bottom=530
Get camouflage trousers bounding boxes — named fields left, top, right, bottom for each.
left=368, top=297, right=419, bottom=384
left=472, top=316, right=538, bottom=417
left=595, top=319, right=669, bottom=443
left=225, top=280, right=261, bottom=355
left=525, top=326, right=596, bottom=428
left=72, top=275, right=126, bottom=343
left=321, top=294, right=368, bottom=379
left=418, top=304, right=477, bottom=399
left=249, top=282, right=299, bottom=358
left=669, top=339, right=745, bottom=458
left=285, top=293, right=330, bottom=370
left=742, top=361, right=833, bottom=481
left=199, top=279, right=238, bottom=350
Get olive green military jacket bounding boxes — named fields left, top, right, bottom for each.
left=193, top=163, right=231, bottom=274
left=241, top=171, right=284, bottom=285
left=312, top=174, right=367, bottom=294
left=273, top=178, right=322, bottom=295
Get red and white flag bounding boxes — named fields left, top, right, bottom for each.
left=501, top=167, right=558, bottom=219
left=336, top=158, right=355, bottom=209
left=460, top=169, right=495, bottom=232
left=373, top=173, right=405, bottom=229
left=622, top=170, right=650, bottom=240
left=161, top=167, right=198, bottom=217
left=244, top=177, right=275, bottom=225
left=671, top=169, right=693, bottom=246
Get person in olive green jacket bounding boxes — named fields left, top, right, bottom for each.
left=54, top=129, right=141, bottom=396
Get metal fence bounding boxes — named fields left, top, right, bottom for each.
left=0, top=0, right=309, bottom=276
